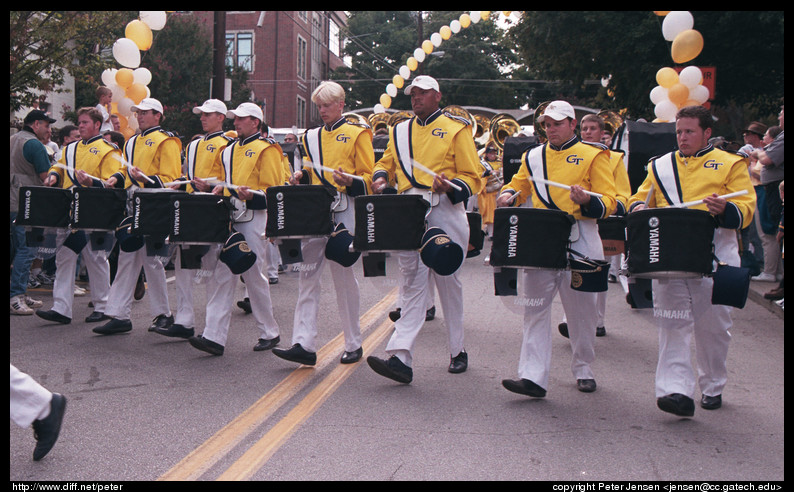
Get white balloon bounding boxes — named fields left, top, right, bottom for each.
left=139, top=11, right=167, bottom=31
left=470, top=12, right=482, bottom=23
left=132, top=67, right=152, bottom=86
left=399, top=65, right=411, bottom=79
left=386, top=84, right=397, bottom=97
left=431, top=33, right=442, bottom=47
left=373, top=104, right=386, bottom=114
left=109, top=83, right=126, bottom=103
left=413, top=48, right=426, bottom=62
left=678, top=66, right=703, bottom=89
left=450, top=20, right=461, bottom=33
left=117, top=97, right=135, bottom=116
left=650, top=85, right=668, bottom=105
left=112, top=38, right=140, bottom=68
left=662, top=11, right=694, bottom=42
left=101, top=69, right=117, bottom=87
left=655, top=100, right=678, bottom=122
left=690, top=84, right=710, bottom=103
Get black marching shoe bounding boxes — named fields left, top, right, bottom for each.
left=367, top=355, right=413, bottom=384
left=558, top=322, right=569, bottom=338
left=700, top=394, right=722, bottom=410
left=253, top=336, right=280, bottom=352
left=501, top=378, right=547, bottom=398
left=155, top=323, right=195, bottom=339
left=448, top=351, right=468, bottom=373
left=388, top=307, right=401, bottom=322
left=577, top=378, right=597, bottom=393
left=149, top=314, right=174, bottom=332
left=657, top=393, right=695, bottom=417
left=425, top=305, right=436, bottom=321
left=340, top=347, right=363, bottom=364
left=35, top=309, right=71, bottom=325
left=272, top=343, right=317, bottom=365
left=92, top=318, right=132, bottom=335
left=596, top=326, right=606, bottom=337
left=236, top=297, right=252, bottom=314
left=32, top=393, right=67, bottom=461
left=188, top=335, right=224, bottom=356
left=84, top=311, right=109, bottom=323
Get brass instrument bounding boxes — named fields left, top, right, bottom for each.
left=387, top=111, right=413, bottom=127
left=368, top=112, right=390, bottom=133
left=532, top=101, right=551, bottom=142
left=597, top=110, right=624, bottom=137
left=342, top=112, right=369, bottom=127
left=443, top=105, right=476, bottom=135
left=489, top=113, right=521, bottom=151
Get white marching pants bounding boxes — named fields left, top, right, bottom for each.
left=10, top=364, right=52, bottom=428
left=516, top=220, right=603, bottom=390
left=292, top=205, right=361, bottom=353
left=104, top=245, right=171, bottom=321
left=201, top=210, right=279, bottom=347
left=51, top=229, right=111, bottom=318
left=385, top=193, right=468, bottom=367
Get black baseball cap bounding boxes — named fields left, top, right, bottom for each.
left=24, top=110, right=57, bottom=125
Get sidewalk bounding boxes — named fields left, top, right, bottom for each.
left=748, top=278, right=784, bottom=319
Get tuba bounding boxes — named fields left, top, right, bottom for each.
left=368, top=112, right=390, bottom=133
left=342, top=112, right=369, bottom=127
left=489, top=113, right=521, bottom=152
left=532, top=101, right=551, bottom=142
left=387, top=111, right=413, bottom=127
left=443, top=105, right=476, bottom=133
left=597, top=110, right=624, bottom=137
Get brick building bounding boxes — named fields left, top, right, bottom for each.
left=189, top=11, right=348, bottom=130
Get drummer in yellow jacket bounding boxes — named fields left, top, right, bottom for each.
left=628, top=105, right=756, bottom=417
left=496, top=100, right=617, bottom=399
left=93, top=98, right=182, bottom=335
left=272, top=81, right=374, bottom=367
left=35, top=107, right=124, bottom=326
left=188, top=102, right=283, bottom=356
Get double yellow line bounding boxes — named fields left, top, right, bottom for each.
left=157, top=287, right=398, bottom=481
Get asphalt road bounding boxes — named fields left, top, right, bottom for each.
left=10, top=251, right=784, bottom=482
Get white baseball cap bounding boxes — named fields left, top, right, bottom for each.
left=131, top=98, right=164, bottom=114
left=193, top=99, right=228, bottom=115
left=404, top=75, right=440, bottom=95
left=227, top=102, right=264, bottom=122
left=537, top=100, right=576, bottom=123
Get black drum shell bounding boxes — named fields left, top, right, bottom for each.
left=353, top=194, right=430, bottom=252
left=265, top=185, right=334, bottom=238
left=490, top=208, right=574, bottom=269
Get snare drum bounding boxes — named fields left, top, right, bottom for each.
left=131, top=189, right=185, bottom=238
left=353, top=194, right=430, bottom=252
left=169, top=193, right=232, bottom=244
left=265, top=185, right=334, bottom=238
left=597, top=216, right=627, bottom=256
left=15, top=186, right=72, bottom=228
left=70, top=187, right=127, bottom=231
left=626, top=208, right=716, bottom=278
left=489, top=208, right=575, bottom=269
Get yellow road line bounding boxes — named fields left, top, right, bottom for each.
left=216, top=317, right=394, bottom=480
left=157, top=287, right=397, bottom=481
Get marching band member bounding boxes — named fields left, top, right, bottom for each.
left=366, top=75, right=483, bottom=384
left=272, top=81, right=374, bottom=366
left=628, top=105, right=756, bottom=417
left=93, top=98, right=181, bottom=335
left=35, top=107, right=125, bottom=325
left=154, top=99, right=232, bottom=339
left=187, top=102, right=282, bottom=356
left=497, top=100, right=617, bottom=398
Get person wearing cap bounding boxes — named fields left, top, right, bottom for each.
left=366, top=75, right=483, bottom=384
left=271, top=81, right=374, bottom=367
left=153, top=99, right=233, bottom=340
left=34, top=107, right=125, bottom=326
left=738, top=121, right=771, bottom=281
left=628, top=105, right=756, bottom=417
left=10, top=110, right=56, bottom=315
left=93, top=98, right=182, bottom=336
left=496, top=100, right=617, bottom=398
left=187, top=102, right=282, bottom=356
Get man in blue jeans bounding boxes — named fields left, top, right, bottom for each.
left=10, top=110, right=54, bottom=315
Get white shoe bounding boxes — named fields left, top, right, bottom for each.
left=10, top=295, right=34, bottom=315
left=752, top=272, right=777, bottom=282
left=24, top=296, right=43, bottom=309
left=74, top=286, right=87, bottom=296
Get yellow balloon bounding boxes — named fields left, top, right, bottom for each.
left=440, top=25, right=452, bottom=40
left=407, top=57, right=418, bottom=71
left=667, top=83, right=690, bottom=106
left=656, top=67, right=679, bottom=89
left=481, top=11, right=491, bottom=20
left=125, top=20, right=153, bottom=51
left=681, top=99, right=702, bottom=109
left=116, top=113, right=129, bottom=130
left=115, top=68, right=135, bottom=88
left=654, top=11, right=670, bottom=16
left=422, top=40, right=434, bottom=55
left=671, top=29, right=704, bottom=64
left=379, top=93, right=392, bottom=109
left=121, top=127, right=135, bottom=140
left=459, top=14, right=471, bottom=28
left=126, top=83, right=147, bottom=104
left=392, top=74, right=404, bottom=89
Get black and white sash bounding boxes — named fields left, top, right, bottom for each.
left=650, top=152, right=683, bottom=207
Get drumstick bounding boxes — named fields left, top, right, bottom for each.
left=644, top=182, right=655, bottom=208
left=53, top=164, right=100, bottom=182
left=161, top=177, right=219, bottom=187
left=317, top=164, right=365, bottom=183
left=408, top=159, right=464, bottom=192
left=111, top=154, right=156, bottom=184
left=674, top=189, right=749, bottom=209
left=211, top=180, right=266, bottom=197
left=506, top=190, right=521, bottom=204
left=528, top=175, right=603, bottom=198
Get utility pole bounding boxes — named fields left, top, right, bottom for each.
left=212, top=11, right=226, bottom=101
